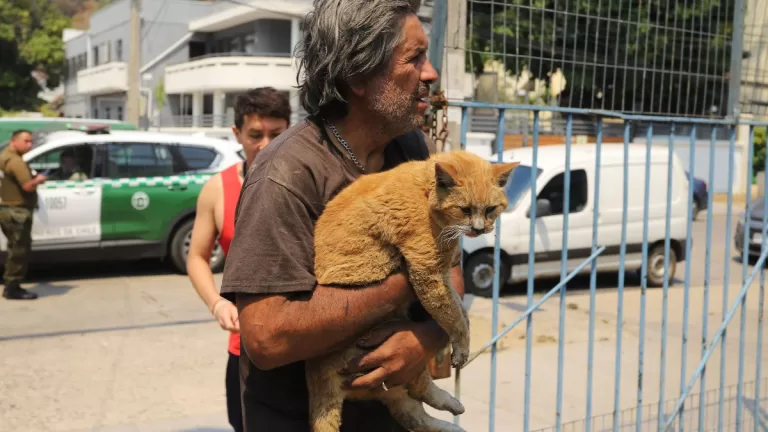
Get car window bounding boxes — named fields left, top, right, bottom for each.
left=177, top=145, right=218, bottom=171
left=106, top=142, right=174, bottom=178
left=28, top=144, right=94, bottom=181
left=537, top=169, right=588, bottom=216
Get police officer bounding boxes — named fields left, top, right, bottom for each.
left=0, top=130, right=47, bottom=300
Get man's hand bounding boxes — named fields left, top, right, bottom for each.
left=211, top=297, right=240, bottom=332
left=340, top=319, right=448, bottom=390
left=34, top=174, right=48, bottom=184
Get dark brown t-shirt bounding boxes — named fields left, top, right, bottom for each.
left=220, top=117, right=435, bottom=432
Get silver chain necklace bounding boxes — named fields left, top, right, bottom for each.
left=324, top=119, right=366, bottom=173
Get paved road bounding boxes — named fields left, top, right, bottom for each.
left=1, top=202, right=766, bottom=432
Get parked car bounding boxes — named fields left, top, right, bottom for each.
left=0, top=130, right=243, bottom=273
left=686, top=171, right=709, bottom=220
left=461, top=144, right=691, bottom=297
left=734, top=197, right=767, bottom=259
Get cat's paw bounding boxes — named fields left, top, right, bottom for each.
left=441, top=395, right=465, bottom=416
left=450, top=342, right=469, bottom=368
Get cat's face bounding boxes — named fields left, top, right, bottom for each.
left=430, top=153, right=519, bottom=240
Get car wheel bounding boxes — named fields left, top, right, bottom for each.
left=691, top=199, right=701, bottom=221
left=463, top=252, right=510, bottom=298
left=170, top=219, right=226, bottom=274
left=646, top=244, right=677, bottom=287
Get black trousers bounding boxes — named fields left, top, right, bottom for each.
left=227, top=352, right=244, bottom=432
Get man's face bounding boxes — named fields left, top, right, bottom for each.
left=232, top=114, right=289, bottom=164
left=61, top=156, right=76, bottom=171
left=11, top=132, right=33, bottom=154
left=366, top=13, right=439, bottom=135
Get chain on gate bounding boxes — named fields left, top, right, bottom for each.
left=423, top=89, right=450, bottom=152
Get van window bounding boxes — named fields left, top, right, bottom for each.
left=536, top=169, right=588, bottom=216
left=503, top=164, right=543, bottom=211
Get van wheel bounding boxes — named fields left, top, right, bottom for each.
left=169, top=219, right=226, bottom=275
left=646, top=244, right=677, bottom=287
left=464, top=252, right=510, bottom=298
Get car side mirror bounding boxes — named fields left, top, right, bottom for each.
left=527, top=198, right=552, bottom=218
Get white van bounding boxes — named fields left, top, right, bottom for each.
left=461, top=144, right=690, bottom=297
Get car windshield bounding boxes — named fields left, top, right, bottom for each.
left=502, top=164, right=542, bottom=211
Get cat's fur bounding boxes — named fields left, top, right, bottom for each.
left=309, top=150, right=518, bottom=432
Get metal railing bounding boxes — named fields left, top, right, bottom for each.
left=449, top=100, right=768, bottom=432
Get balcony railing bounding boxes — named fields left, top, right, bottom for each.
left=76, top=62, right=127, bottom=95
left=164, top=54, right=297, bottom=94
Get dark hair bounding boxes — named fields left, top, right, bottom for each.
left=11, top=129, right=32, bottom=140
left=295, top=0, right=421, bottom=119
left=233, top=87, right=292, bottom=129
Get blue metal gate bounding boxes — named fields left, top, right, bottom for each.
left=447, top=102, right=768, bottom=432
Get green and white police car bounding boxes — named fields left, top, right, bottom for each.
left=0, top=129, right=243, bottom=273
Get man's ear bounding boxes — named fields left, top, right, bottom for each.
left=435, top=162, right=458, bottom=189
left=347, top=76, right=367, bottom=98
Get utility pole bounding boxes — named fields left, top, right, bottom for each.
left=126, top=0, right=141, bottom=126
left=443, top=0, right=467, bottom=151
left=727, top=0, right=747, bottom=119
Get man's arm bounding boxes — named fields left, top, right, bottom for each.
left=12, top=160, right=45, bottom=192
left=187, top=176, right=239, bottom=331
left=237, top=274, right=413, bottom=370
left=221, top=177, right=415, bottom=370
left=341, top=264, right=465, bottom=390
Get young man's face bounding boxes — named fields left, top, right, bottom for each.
left=232, top=113, right=289, bottom=164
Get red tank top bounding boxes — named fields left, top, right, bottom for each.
left=220, top=163, right=242, bottom=356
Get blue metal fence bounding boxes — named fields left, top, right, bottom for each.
left=449, top=101, right=768, bottom=432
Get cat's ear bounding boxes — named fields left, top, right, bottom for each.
left=492, top=162, right=520, bottom=187
left=435, top=161, right=459, bottom=189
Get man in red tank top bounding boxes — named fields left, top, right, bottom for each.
left=187, top=87, right=291, bottom=432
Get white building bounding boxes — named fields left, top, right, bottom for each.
left=62, top=0, right=438, bottom=140
left=157, top=0, right=312, bottom=138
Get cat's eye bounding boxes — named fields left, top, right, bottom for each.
left=485, top=206, right=497, bottom=216
left=461, top=207, right=472, bottom=216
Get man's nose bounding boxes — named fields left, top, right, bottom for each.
left=422, top=58, right=439, bottom=84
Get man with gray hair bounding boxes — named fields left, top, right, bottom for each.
left=220, top=1, right=464, bottom=430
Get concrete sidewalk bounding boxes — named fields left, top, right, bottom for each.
left=2, top=253, right=765, bottom=432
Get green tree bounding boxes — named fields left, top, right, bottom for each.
left=154, top=77, right=166, bottom=113
left=467, top=0, right=735, bottom=117
left=754, top=127, right=766, bottom=177
left=0, top=0, right=70, bottom=111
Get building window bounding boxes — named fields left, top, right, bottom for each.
left=116, top=40, right=123, bottom=62
left=92, top=46, right=99, bottom=66
left=117, top=106, right=123, bottom=120
left=93, top=108, right=98, bottom=118
left=105, top=107, right=111, bottom=119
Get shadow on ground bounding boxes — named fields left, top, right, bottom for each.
left=6, top=259, right=186, bottom=283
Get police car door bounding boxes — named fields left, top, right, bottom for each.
left=26, top=143, right=102, bottom=246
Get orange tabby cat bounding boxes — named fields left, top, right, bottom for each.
left=308, top=150, right=518, bottom=432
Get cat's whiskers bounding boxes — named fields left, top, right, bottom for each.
left=438, top=224, right=466, bottom=245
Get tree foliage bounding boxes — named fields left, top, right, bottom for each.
left=0, top=0, right=70, bottom=111
left=467, top=0, right=735, bottom=117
